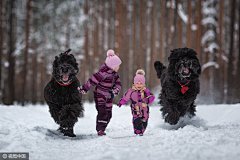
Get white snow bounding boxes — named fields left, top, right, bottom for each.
left=1, top=103, right=240, bottom=160
left=177, top=4, right=188, bottom=24
left=201, top=29, right=215, bottom=45
left=201, top=61, right=219, bottom=71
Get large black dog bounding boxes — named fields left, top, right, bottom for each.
left=154, top=47, right=201, bottom=125
left=44, top=49, right=83, bottom=137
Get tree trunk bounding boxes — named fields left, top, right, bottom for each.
left=133, top=0, right=137, bottom=72
left=139, top=0, right=144, bottom=69
left=213, top=0, right=224, bottom=104
left=226, top=0, right=236, bottom=104
left=101, top=0, right=105, bottom=57
left=159, top=0, right=166, bottom=65
left=236, top=0, right=240, bottom=102
left=82, top=0, right=89, bottom=101
left=115, top=0, right=121, bottom=56
left=150, top=0, right=156, bottom=90
left=93, top=1, right=99, bottom=73
left=108, top=0, right=113, bottom=49
left=187, top=0, right=192, bottom=48
left=22, top=0, right=31, bottom=106
left=0, top=0, right=3, bottom=97
left=40, top=53, right=46, bottom=104
left=31, top=47, right=37, bottom=104
left=4, top=0, right=15, bottom=105
left=196, top=0, right=202, bottom=62
left=167, top=0, right=174, bottom=54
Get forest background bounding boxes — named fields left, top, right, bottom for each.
left=1, top=0, right=239, bottom=105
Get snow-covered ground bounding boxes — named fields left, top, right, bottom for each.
left=0, top=103, right=240, bottom=160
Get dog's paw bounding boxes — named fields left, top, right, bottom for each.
left=165, top=112, right=180, bottom=125
left=154, top=61, right=163, bottom=70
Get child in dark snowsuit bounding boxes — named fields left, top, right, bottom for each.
left=78, top=49, right=122, bottom=136
left=117, top=69, right=155, bottom=136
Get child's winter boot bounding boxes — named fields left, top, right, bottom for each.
left=98, top=130, right=106, bottom=136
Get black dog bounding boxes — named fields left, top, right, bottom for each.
left=154, top=47, right=201, bottom=125
left=44, top=49, right=83, bottom=137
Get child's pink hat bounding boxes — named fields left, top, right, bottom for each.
left=134, top=69, right=145, bottom=85
left=105, top=49, right=122, bottom=69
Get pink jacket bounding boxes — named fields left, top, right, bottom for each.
left=119, top=85, right=155, bottom=121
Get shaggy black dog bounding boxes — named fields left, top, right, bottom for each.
left=44, top=49, right=83, bottom=137
left=154, top=47, right=201, bottom=125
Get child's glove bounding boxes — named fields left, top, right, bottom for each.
left=77, top=86, right=86, bottom=94
left=109, top=88, right=120, bottom=99
left=117, top=102, right=122, bottom=108
left=141, top=98, right=149, bottom=104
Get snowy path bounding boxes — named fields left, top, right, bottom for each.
left=0, top=103, right=240, bottom=160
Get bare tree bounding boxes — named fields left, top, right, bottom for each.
left=115, top=0, right=121, bottom=56
left=167, top=0, right=174, bottom=54
left=213, top=0, right=224, bottom=104
left=226, top=0, right=236, bottom=104
left=150, top=0, right=156, bottom=89
left=0, top=0, right=3, bottom=100
left=139, top=0, right=144, bottom=69
left=187, top=0, right=192, bottom=48
left=3, top=0, right=15, bottom=105
left=22, top=0, right=31, bottom=106
left=159, top=0, right=166, bottom=65
left=196, top=0, right=202, bottom=62
left=236, top=0, right=240, bottom=102
left=133, top=0, right=137, bottom=72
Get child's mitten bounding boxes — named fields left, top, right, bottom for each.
left=77, top=86, right=86, bottom=94
left=109, top=88, right=120, bottom=99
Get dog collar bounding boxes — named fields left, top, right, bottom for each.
left=55, top=78, right=72, bottom=86
left=178, top=80, right=190, bottom=94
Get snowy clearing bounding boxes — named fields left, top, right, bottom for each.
left=0, top=103, right=240, bottom=160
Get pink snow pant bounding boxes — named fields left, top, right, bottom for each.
left=94, top=92, right=113, bottom=132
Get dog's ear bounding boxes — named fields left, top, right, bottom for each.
left=197, top=64, right=201, bottom=75
left=74, top=62, right=79, bottom=74
left=52, top=56, right=59, bottom=76
left=53, top=56, right=59, bottom=66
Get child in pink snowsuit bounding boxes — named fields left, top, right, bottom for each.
left=78, top=49, right=122, bottom=136
left=117, top=69, right=155, bottom=136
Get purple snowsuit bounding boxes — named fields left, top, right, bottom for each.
left=82, top=63, right=122, bottom=132
left=119, top=85, right=155, bottom=134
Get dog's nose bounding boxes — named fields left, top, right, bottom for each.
left=62, top=67, right=68, bottom=73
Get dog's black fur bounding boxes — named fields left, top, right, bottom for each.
left=154, top=47, right=201, bottom=125
left=44, top=49, right=83, bottom=137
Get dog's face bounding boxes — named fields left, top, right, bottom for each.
left=168, top=48, right=201, bottom=81
left=52, top=53, right=79, bottom=84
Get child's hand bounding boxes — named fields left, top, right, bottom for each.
left=141, top=98, right=149, bottom=104
left=109, top=88, right=120, bottom=99
left=117, top=102, right=122, bottom=108
left=77, top=86, right=86, bottom=94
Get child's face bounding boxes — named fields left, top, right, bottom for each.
left=135, top=82, right=143, bottom=90
left=114, top=66, right=120, bottom=72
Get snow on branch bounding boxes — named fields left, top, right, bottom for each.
left=177, top=4, right=188, bottom=24
left=201, top=30, right=215, bottom=45
left=202, top=17, right=218, bottom=27
left=202, top=61, right=219, bottom=72
left=204, top=42, right=219, bottom=53
left=177, top=4, right=197, bottom=31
